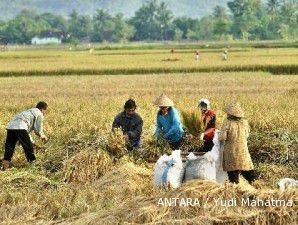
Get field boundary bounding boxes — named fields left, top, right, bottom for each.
left=0, top=64, right=297, bottom=77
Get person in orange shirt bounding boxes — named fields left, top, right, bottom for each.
left=198, top=99, right=217, bottom=152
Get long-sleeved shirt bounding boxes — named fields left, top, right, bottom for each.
left=112, top=111, right=143, bottom=142
left=202, top=109, right=217, bottom=141
left=155, top=107, right=184, bottom=143
left=7, top=108, right=46, bottom=143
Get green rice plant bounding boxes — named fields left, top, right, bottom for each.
left=181, top=110, right=204, bottom=137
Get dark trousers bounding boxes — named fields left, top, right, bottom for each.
left=227, top=170, right=255, bottom=184
left=4, top=130, right=36, bottom=162
left=169, top=138, right=183, bottom=150
left=202, top=139, right=214, bottom=152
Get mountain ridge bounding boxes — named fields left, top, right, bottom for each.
left=0, top=0, right=230, bottom=20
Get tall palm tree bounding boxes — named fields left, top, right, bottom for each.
left=213, top=6, right=227, bottom=19
left=267, top=0, right=281, bottom=14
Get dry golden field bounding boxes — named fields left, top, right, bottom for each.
left=0, top=48, right=297, bottom=75
left=0, top=46, right=297, bottom=224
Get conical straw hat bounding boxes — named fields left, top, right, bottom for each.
left=154, top=94, right=174, bottom=107
left=223, top=102, right=245, bottom=118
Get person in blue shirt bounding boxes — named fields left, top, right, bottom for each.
left=154, top=94, right=184, bottom=150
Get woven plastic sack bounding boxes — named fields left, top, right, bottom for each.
left=167, top=150, right=184, bottom=188
left=154, top=154, right=171, bottom=187
left=207, top=130, right=228, bottom=184
left=154, top=150, right=184, bottom=188
left=278, top=178, right=298, bottom=191
left=185, top=152, right=216, bottom=182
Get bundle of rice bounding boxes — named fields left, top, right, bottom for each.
left=84, top=180, right=297, bottom=225
left=107, top=128, right=128, bottom=158
left=0, top=169, right=57, bottom=190
left=93, top=162, right=154, bottom=205
left=181, top=110, right=204, bottom=137
left=64, top=149, right=113, bottom=183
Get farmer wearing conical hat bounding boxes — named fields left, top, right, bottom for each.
left=219, top=102, right=255, bottom=184
left=198, top=98, right=218, bottom=152
left=112, top=99, right=143, bottom=151
left=154, top=94, right=184, bottom=150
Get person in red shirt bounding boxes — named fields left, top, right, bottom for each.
left=198, top=99, right=217, bottom=152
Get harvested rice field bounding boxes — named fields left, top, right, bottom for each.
left=0, top=45, right=297, bottom=224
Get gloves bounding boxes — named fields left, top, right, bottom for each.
left=200, top=133, right=205, bottom=141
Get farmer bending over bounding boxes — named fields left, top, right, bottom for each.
left=198, top=99, right=217, bottom=152
left=112, top=99, right=143, bottom=151
left=2, top=101, right=49, bottom=170
left=219, top=102, right=255, bottom=184
left=154, top=94, right=184, bottom=150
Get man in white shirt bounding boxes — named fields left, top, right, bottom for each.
left=2, top=101, right=49, bottom=170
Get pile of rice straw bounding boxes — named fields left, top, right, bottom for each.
left=67, top=180, right=297, bottom=225
left=64, top=149, right=113, bottom=183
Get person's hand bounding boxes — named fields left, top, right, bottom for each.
left=200, top=133, right=205, bottom=141
left=41, top=136, right=49, bottom=143
left=124, top=135, right=129, bottom=142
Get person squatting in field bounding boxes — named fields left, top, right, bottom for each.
left=198, top=98, right=218, bottom=152
left=154, top=94, right=184, bottom=150
left=112, top=99, right=143, bottom=151
left=2, top=101, right=49, bottom=170
left=219, top=102, right=256, bottom=184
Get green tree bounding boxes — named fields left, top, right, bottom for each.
left=212, top=6, right=232, bottom=39
left=92, top=9, right=114, bottom=42
left=4, top=9, right=51, bottom=44
left=173, top=17, right=199, bottom=39
left=112, top=14, right=134, bottom=42
left=267, top=0, right=281, bottom=15
left=156, top=2, right=174, bottom=40
left=68, top=10, right=92, bottom=41
left=228, top=0, right=261, bottom=40
left=187, top=16, right=215, bottom=40
left=279, top=1, right=298, bottom=39
left=213, top=6, right=228, bottom=18
left=130, top=0, right=174, bottom=41
left=130, top=0, right=160, bottom=40
left=39, top=13, right=68, bottom=39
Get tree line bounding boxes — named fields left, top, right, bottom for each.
left=0, top=0, right=297, bottom=44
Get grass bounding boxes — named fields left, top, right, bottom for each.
left=0, top=46, right=297, bottom=224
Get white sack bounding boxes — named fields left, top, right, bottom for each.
left=185, top=153, right=216, bottom=182
left=277, top=178, right=298, bottom=191
left=154, top=154, right=171, bottom=187
left=208, top=130, right=228, bottom=184
left=167, top=150, right=184, bottom=188
left=154, top=150, right=184, bottom=188
left=185, top=130, right=228, bottom=183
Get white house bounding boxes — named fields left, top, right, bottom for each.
left=31, top=36, right=62, bottom=45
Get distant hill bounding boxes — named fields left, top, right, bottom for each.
left=0, top=0, right=230, bottom=20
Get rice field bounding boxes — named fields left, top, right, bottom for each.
left=0, top=45, right=297, bottom=224
left=0, top=47, right=297, bottom=75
